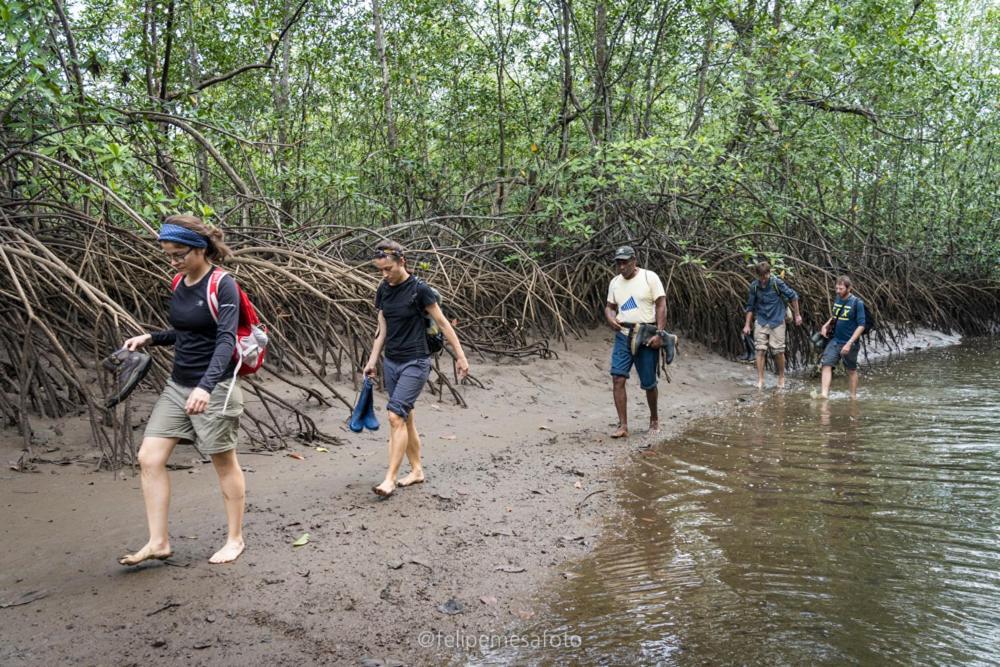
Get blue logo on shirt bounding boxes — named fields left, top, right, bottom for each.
left=621, top=296, right=638, bottom=312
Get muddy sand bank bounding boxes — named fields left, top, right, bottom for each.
left=0, top=329, right=949, bottom=665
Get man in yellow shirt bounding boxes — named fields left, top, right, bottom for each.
left=604, top=246, right=667, bottom=438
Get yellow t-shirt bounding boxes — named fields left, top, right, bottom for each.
left=607, top=268, right=666, bottom=324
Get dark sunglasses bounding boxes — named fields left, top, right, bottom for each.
left=373, top=249, right=403, bottom=260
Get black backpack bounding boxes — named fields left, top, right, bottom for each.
left=856, top=296, right=875, bottom=337
left=410, top=277, right=445, bottom=354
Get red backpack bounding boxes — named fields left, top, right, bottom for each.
left=171, top=268, right=268, bottom=377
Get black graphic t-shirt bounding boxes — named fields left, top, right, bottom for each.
left=150, top=269, right=238, bottom=392
left=375, top=275, right=438, bottom=362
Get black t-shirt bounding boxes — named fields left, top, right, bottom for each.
left=150, top=269, right=238, bottom=392
left=375, top=275, right=438, bottom=362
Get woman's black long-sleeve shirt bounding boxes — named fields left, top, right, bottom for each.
left=150, top=269, right=238, bottom=393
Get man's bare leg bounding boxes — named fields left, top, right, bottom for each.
left=848, top=370, right=859, bottom=399
left=397, top=411, right=425, bottom=487
left=208, top=449, right=246, bottom=564
left=775, top=352, right=786, bottom=388
left=374, top=412, right=408, bottom=496
left=611, top=375, right=628, bottom=437
left=120, top=437, right=177, bottom=565
left=820, top=365, right=833, bottom=398
left=755, top=350, right=766, bottom=389
left=646, top=386, right=659, bottom=433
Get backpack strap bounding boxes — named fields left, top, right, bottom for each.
left=410, top=276, right=438, bottom=315
left=205, top=268, right=229, bottom=323
left=170, top=273, right=184, bottom=291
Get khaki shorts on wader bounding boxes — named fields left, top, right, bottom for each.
left=144, top=379, right=243, bottom=455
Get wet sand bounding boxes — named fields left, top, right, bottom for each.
left=0, top=329, right=950, bottom=665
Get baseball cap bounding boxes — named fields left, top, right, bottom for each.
left=614, top=245, right=636, bottom=260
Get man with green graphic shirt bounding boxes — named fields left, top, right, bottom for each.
left=818, top=275, right=867, bottom=399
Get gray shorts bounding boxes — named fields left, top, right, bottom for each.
left=383, top=356, right=431, bottom=420
left=821, top=340, right=860, bottom=371
left=144, top=379, right=243, bottom=455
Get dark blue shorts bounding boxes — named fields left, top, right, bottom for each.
left=383, top=356, right=432, bottom=420
left=610, top=331, right=658, bottom=390
left=821, top=340, right=860, bottom=371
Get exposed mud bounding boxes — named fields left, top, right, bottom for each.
left=2, top=330, right=866, bottom=665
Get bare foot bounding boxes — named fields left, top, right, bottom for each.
left=777, top=378, right=785, bottom=389
left=610, top=426, right=629, bottom=439
left=119, top=542, right=172, bottom=566
left=397, top=470, right=425, bottom=487
left=209, top=539, right=245, bottom=564
left=648, top=420, right=660, bottom=434
left=756, top=380, right=764, bottom=390
left=372, top=480, right=395, bottom=497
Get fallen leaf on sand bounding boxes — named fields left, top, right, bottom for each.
left=515, top=609, right=535, bottom=620
left=562, top=572, right=579, bottom=580
left=291, top=533, right=310, bottom=547
left=480, top=596, right=498, bottom=605
left=574, top=481, right=583, bottom=489
left=288, top=452, right=305, bottom=461
left=315, top=447, right=329, bottom=453
left=495, top=566, right=526, bottom=573
left=538, top=425, right=551, bottom=431
left=440, top=434, right=457, bottom=440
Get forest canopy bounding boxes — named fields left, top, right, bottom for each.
left=4, top=0, right=997, bottom=270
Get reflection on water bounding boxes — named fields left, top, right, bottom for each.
left=483, top=339, right=1000, bottom=666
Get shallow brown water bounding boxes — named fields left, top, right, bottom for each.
left=485, top=339, right=1000, bottom=665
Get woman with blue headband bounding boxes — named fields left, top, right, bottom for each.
left=118, top=214, right=247, bottom=566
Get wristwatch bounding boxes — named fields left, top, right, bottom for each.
left=657, top=329, right=669, bottom=339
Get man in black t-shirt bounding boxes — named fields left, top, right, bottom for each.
left=363, top=240, right=470, bottom=497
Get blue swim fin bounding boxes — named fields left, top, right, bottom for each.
left=362, top=378, right=379, bottom=431
left=349, top=379, right=373, bottom=433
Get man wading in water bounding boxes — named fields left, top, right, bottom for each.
left=742, top=261, right=803, bottom=389
left=363, top=241, right=469, bottom=497
left=605, top=246, right=667, bottom=438
left=818, top=275, right=867, bottom=399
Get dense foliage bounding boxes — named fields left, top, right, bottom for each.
left=3, top=0, right=997, bottom=271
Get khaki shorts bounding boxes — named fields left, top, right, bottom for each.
left=754, top=322, right=786, bottom=353
left=144, top=379, right=243, bottom=455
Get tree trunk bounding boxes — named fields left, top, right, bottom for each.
left=275, top=0, right=294, bottom=223
left=591, top=0, right=608, bottom=143
left=686, top=14, right=714, bottom=139
left=187, top=6, right=210, bottom=202
left=557, top=0, right=572, bottom=160
left=495, top=0, right=507, bottom=213
left=371, top=0, right=405, bottom=220
left=372, top=0, right=397, bottom=153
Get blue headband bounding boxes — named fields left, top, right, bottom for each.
left=158, top=223, right=208, bottom=248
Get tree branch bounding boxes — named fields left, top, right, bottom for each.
left=164, top=0, right=309, bottom=101
left=785, top=91, right=878, bottom=123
